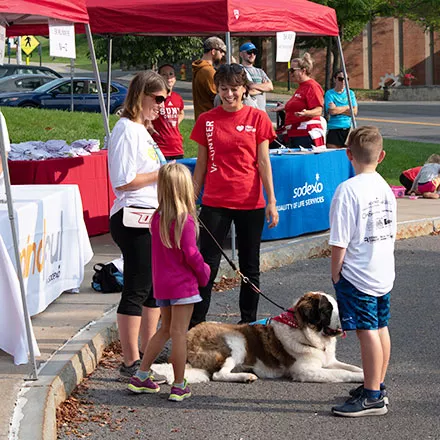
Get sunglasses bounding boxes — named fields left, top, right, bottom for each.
left=289, top=67, right=302, bottom=72
left=219, top=63, right=244, bottom=74
left=337, top=77, right=349, bottom=82
left=246, top=50, right=258, bottom=55
left=148, top=94, right=166, bottom=104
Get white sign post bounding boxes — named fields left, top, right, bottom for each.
left=276, top=31, right=296, bottom=63
left=0, top=26, right=5, bottom=65
left=48, top=19, right=76, bottom=59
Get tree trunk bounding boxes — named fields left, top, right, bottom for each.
left=325, top=37, right=333, bottom=92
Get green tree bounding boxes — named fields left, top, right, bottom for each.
left=379, top=0, right=440, bottom=31
left=310, top=0, right=385, bottom=89
left=94, top=35, right=203, bottom=70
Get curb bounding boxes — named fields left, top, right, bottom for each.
left=11, top=216, right=440, bottom=439
left=12, top=310, right=119, bottom=440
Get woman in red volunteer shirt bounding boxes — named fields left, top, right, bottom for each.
left=152, top=64, right=185, bottom=160
left=190, top=63, right=279, bottom=326
left=272, top=53, right=324, bottom=149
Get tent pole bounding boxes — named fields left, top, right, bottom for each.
left=106, top=36, right=113, bottom=118
left=85, top=24, right=111, bottom=145
left=336, top=35, right=356, bottom=128
left=225, top=32, right=232, bottom=64
left=0, top=118, right=38, bottom=380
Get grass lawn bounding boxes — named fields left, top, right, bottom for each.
left=1, top=107, right=438, bottom=185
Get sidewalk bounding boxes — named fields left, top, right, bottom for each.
left=1, top=197, right=439, bottom=439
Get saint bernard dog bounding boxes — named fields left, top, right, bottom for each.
left=151, top=291, right=364, bottom=384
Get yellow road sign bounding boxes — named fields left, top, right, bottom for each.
left=21, top=35, right=40, bottom=56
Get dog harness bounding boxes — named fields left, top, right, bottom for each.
left=250, top=308, right=298, bottom=329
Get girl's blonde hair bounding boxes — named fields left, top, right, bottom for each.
left=121, top=70, right=169, bottom=128
left=291, top=52, right=314, bottom=75
left=156, top=162, right=198, bottom=249
left=426, top=154, right=440, bottom=164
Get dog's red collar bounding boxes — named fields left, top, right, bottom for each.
left=271, top=308, right=299, bottom=328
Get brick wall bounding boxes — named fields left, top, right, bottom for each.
left=273, top=17, right=439, bottom=89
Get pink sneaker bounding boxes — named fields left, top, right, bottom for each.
left=128, top=375, right=160, bottom=394
left=168, top=379, right=191, bottom=401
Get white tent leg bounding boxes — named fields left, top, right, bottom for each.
left=0, top=126, right=38, bottom=380
left=336, top=35, right=357, bottom=129
left=106, top=36, right=113, bottom=118
left=85, top=24, right=111, bottom=144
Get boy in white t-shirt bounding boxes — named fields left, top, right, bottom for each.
left=329, top=126, right=396, bottom=417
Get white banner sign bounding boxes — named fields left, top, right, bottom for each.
left=49, top=19, right=76, bottom=59
left=276, top=31, right=296, bottom=63
left=0, top=26, right=6, bottom=65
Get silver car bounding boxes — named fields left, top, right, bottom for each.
left=0, top=74, right=56, bottom=93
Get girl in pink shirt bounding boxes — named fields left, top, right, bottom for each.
left=128, top=162, right=210, bottom=402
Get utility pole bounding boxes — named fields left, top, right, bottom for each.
left=16, top=36, right=22, bottom=64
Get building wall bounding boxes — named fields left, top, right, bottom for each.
left=273, top=17, right=439, bottom=89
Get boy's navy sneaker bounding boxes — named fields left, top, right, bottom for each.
left=332, top=391, right=388, bottom=417
left=349, top=384, right=389, bottom=405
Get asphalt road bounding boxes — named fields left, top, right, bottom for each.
left=171, top=81, right=440, bottom=144
left=61, top=65, right=440, bottom=144
left=58, top=235, right=440, bottom=440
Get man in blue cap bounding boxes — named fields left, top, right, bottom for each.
left=239, top=41, right=273, bottom=111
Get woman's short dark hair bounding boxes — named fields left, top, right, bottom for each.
left=333, top=69, right=344, bottom=79
left=158, top=63, right=175, bottom=74
left=214, top=63, right=249, bottom=94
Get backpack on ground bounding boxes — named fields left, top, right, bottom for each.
left=91, top=262, right=123, bottom=293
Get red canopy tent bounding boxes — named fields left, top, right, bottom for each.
left=8, top=0, right=338, bottom=37
left=0, top=0, right=89, bottom=28
left=84, top=0, right=339, bottom=37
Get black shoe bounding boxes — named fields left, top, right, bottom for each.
left=119, top=359, right=141, bottom=378
left=120, top=359, right=166, bottom=384
left=349, top=384, right=389, bottom=405
left=332, top=392, right=388, bottom=417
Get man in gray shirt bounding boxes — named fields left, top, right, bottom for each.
left=239, top=41, right=273, bottom=111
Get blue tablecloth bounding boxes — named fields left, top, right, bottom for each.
left=179, top=149, right=354, bottom=241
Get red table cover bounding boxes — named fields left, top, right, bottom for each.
left=8, top=151, right=115, bottom=236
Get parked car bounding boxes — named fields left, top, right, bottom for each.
left=0, top=77, right=127, bottom=115
left=0, top=63, right=62, bottom=79
left=0, top=74, right=56, bottom=93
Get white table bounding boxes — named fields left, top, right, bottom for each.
left=0, top=185, right=93, bottom=364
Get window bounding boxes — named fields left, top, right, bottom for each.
left=36, top=68, right=58, bottom=78
left=18, top=79, right=43, bottom=90
left=88, top=81, right=117, bottom=94
left=0, top=68, right=8, bottom=78
left=53, top=81, right=86, bottom=95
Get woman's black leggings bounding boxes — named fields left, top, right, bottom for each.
left=190, top=206, right=265, bottom=327
left=110, top=209, right=157, bottom=316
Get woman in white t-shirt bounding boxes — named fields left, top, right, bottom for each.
left=108, top=71, right=169, bottom=378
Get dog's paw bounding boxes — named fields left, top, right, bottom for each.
left=246, top=373, right=258, bottom=383
left=351, top=372, right=364, bottom=382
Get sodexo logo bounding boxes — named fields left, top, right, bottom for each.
left=293, top=173, right=324, bottom=199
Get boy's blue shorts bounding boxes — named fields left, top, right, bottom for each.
left=333, top=275, right=390, bottom=331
